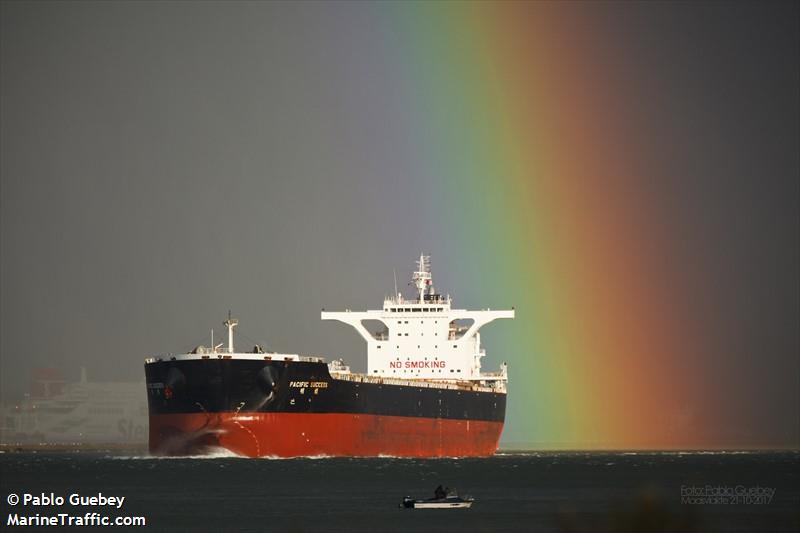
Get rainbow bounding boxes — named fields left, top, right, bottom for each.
left=378, top=2, right=714, bottom=449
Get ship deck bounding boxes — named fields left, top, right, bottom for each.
left=329, top=371, right=505, bottom=394
left=144, top=353, right=326, bottom=364
left=144, top=353, right=506, bottom=393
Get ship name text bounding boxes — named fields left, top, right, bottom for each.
left=289, top=381, right=328, bottom=389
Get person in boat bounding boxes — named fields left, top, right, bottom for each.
left=434, top=485, right=446, bottom=499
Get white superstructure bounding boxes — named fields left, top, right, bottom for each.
left=321, top=255, right=513, bottom=382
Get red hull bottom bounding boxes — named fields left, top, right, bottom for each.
left=149, top=413, right=504, bottom=457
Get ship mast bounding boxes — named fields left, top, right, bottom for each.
left=223, top=311, right=238, bottom=354
left=411, top=254, right=432, bottom=302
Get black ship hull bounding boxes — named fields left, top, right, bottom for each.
left=145, top=357, right=505, bottom=457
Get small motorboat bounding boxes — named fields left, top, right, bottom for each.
left=400, top=486, right=474, bottom=509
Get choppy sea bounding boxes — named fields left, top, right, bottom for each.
left=0, top=451, right=797, bottom=532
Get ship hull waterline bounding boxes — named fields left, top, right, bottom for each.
left=148, top=412, right=504, bottom=458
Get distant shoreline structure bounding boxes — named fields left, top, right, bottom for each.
left=0, top=443, right=149, bottom=454
left=1, top=444, right=796, bottom=455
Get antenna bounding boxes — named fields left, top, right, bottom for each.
left=411, top=253, right=432, bottom=302
left=393, top=268, right=398, bottom=299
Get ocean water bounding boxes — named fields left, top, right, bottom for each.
left=0, top=451, right=797, bottom=532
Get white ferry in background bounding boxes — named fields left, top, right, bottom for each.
left=0, top=368, right=147, bottom=446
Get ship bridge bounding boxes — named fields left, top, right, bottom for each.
left=321, top=255, right=513, bottom=382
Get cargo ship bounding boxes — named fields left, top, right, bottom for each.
left=144, top=256, right=514, bottom=457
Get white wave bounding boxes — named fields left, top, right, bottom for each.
left=110, top=447, right=243, bottom=460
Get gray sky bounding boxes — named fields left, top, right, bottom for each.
left=1, top=1, right=798, bottom=448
